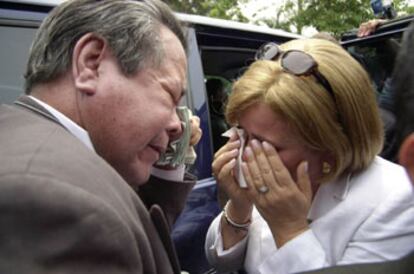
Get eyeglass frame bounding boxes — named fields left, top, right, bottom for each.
left=255, top=42, right=337, bottom=103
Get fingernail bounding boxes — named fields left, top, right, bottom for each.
left=244, top=146, right=253, bottom=158
left=303, top=161, right=308, bottom=173
left=229, top=158, right=236, bottom=168
left=251, top=139, right=261, bottom=149
left=229, top=149, right=239, bottom=157
left=262, top=141, right=273, bottom=151
left=232, top=140, right=241, bottom=146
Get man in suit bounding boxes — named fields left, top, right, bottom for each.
left=0, top=0, right=201, bottom=273
left=301, top=21, right=414, bottom=274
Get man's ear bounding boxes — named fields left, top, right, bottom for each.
left=399, top=133, right=414, bottom=183
left=72, top=33, right=106, bottom=95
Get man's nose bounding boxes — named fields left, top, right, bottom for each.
left=167, top=110, right=183, bottom=141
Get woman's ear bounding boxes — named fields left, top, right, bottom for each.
left=72, top=33, right=106, bottom=95
left=320, top=153, right=335, bottom=175
left=399, top=133, right=414, bottom=183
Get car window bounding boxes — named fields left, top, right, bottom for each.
left=0, top=24, right=36, bottom=103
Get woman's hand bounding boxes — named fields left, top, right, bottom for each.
left=212, top=133, right=253, bottom=249
left=242, top=139, right=313, bottom=247
left=212, top=133, right=253, bottom=217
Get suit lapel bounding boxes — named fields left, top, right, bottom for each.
left=14, top=95, right=64, bottom=128
left=149, top=204, right=181, bottom=274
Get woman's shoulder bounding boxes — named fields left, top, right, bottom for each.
left=360, top=156, right=411, bottom=189
left=348, top=156, right=412, bottom=204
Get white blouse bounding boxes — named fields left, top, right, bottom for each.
left=205, top=157, right=414, bottom=274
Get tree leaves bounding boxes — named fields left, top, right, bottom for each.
left=166, top=0, right=414, bottom=36
left=164, top=0, right=248, bottom=22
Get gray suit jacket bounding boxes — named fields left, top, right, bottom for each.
left=0, top=96, right=194, bottom=273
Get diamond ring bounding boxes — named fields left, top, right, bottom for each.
left=258, top=185, right=269, bottom=194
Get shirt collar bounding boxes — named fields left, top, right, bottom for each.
left=29, top=96, right=95, bottom=151
left=307, top=172, right=352, bottom=221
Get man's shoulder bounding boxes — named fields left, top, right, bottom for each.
left=0, top=105, right=152, bottom=241
left=0, top=103, right=100, bottom=175
left=0, top=102, right=137, bottom=208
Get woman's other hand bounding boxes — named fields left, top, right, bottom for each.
left=242, top=139, right=313, bottom=247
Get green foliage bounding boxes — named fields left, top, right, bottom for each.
left=165, top=0, right=414, bottom=37
left=394, top=0, right=414, bottom=15
left=252, top=0, right=414, bottom=37
left=298, top=0, right=373, bottom=37
left=252, top=0, right=373, bottom=36
left=164, top=0, right=248, bottom=22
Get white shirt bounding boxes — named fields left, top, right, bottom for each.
left=30, top=96, right=95, bottom=151
left=29, top=96, right=185, bottom=181
left=205, top=157, right=414, bottom=274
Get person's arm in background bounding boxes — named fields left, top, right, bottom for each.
left=358, top=19, right=387, bottom=37
left=138, top=115, right=202, bottom=227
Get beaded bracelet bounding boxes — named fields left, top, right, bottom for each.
left=222, top=201, right=251, bottom=231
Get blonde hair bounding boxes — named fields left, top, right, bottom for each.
left=227, top=38, right=383, bottom=181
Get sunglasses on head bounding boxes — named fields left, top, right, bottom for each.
left=255, top=42, right=336, bottom=103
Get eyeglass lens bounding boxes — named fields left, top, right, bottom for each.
left=256, top=42, right=279, bottom=60
left=282, top=51, right=316, bottom=75
left=254, top=42, right=341, bottom=124
left=256, top=43, right=336, bottom=104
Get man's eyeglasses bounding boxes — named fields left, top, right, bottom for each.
left=255, top=42, right=336, bottom=103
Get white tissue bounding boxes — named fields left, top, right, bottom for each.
left=222, top=127, right=248, bottom=188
